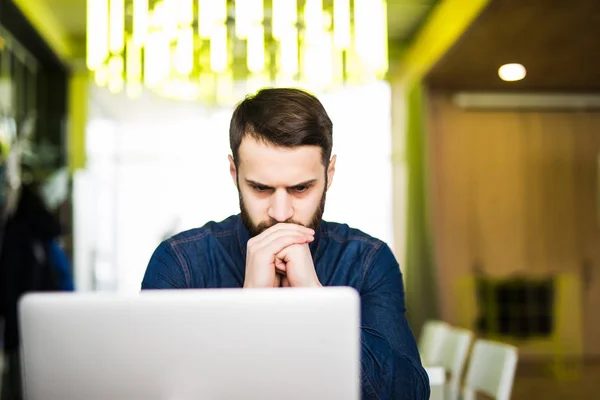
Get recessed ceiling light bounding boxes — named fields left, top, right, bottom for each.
left=498, top=63, right=526, bottom=82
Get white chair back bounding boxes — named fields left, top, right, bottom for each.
left=418, top=320, right=450, bottom=366
left=437, top=327, right=473, bottom=400
left=462, top=339, right=518, bottom=400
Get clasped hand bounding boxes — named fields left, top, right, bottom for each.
left=243, top=223, right=322, bottom=288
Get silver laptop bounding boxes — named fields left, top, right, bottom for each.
left=19, top=287, right=360, bottom=400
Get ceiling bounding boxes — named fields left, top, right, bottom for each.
left=426, top=0, right=600, bottom=91
left=35, top=0, right=438, bottom=60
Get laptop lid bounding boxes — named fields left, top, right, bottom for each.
left=19, top=287, right=360, bottom=400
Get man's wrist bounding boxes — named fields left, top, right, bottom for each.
left=243, top=281, right=266, bottom=289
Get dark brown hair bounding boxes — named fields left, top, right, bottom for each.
left=229, top=88, right=333, bottom=167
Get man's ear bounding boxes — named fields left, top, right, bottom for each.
left=326, top=155, right=336, bottom=191
left=228, top=155, right=238, bottom=187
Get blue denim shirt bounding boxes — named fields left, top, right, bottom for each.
left=142, top=215, right=430, bottom=400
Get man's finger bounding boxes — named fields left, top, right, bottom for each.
left=256, top=234, right=313, bottom=258
left=252, top=223, right=314, bottom=244
left=252, top=230, right=312, bottom=252
left=275, top=259, right=287, bottom=273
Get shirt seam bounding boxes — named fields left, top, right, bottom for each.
left=169, top=229, right=235, bottom=244
left=323, top=231, right=382, bottom=247
left=166, top=240, right=192, bottom=287
left=321, top=229, right=383, bottom=287
left=214, top=230, right=235, bottom=238
left=362, top=242, right=383, bottom=283
left=169, top=230, right=211, bottom=245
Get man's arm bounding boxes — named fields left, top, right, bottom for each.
left=141, top=241, right=189, bottom=289
left=359, top=244, right=430, bottom=400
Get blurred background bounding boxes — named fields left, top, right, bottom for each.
left=1, top=0, right=599, bottom=398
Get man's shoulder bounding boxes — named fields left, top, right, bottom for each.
left=144, top=215, right=241, bottom=289
left=165, top=215, right=239, bottom=247
left=321, top=220, right=387, bottom=252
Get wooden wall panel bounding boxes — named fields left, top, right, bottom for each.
left=427, top=91, right=600, bottom=356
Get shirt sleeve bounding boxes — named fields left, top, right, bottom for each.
left=141, top=240, right=189, bottom=289
left=359, top=244, right=430, bottom=400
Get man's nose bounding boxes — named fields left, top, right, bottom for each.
left=268, top=190, right=293, bottom=222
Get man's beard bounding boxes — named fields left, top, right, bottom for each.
left=239, top=184, right=327, bottom=238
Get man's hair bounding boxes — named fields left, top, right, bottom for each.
left=229, top=88, right=333, bottom=167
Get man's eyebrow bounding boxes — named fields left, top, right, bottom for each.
left=245, top=179, right=273, bottom=189
left=287, top=179, right=317, bottom=188
left=245, top=179, right=317, bottom=189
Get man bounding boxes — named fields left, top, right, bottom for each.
left=143, top=88, right=430, bottom=399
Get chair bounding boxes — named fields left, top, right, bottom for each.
left=437, top=327, right=473, bottom=400
left=462, top=339, right=518, bottom=400
left=418, top=320, right=450, bottom=366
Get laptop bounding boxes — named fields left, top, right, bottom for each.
left=19, top=287, right=360, bottom=400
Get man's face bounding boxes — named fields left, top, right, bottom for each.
left=229, top=136, right=336, bottom=237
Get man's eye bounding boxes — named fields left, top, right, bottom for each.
left=293, top=185, right=309, bottom=193
left=252, top=185, right=269, bottom=192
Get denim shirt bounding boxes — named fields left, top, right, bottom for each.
left=142, top=215, right=430, bottom=400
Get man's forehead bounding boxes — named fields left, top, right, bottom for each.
left=238, top=137, right=323, bottom=165
left=237, top=138, right=325, bottom=184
